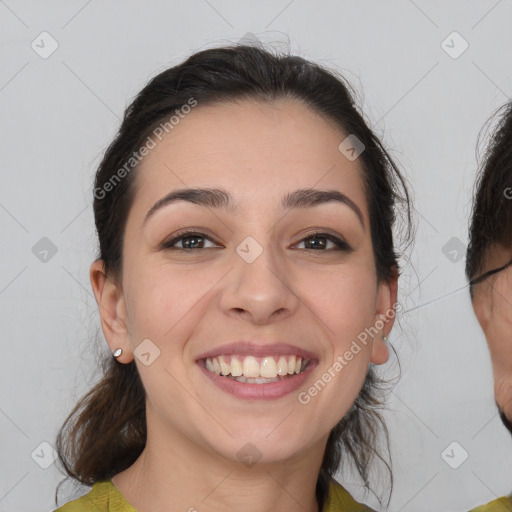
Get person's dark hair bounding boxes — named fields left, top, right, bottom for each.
left=55, top=43, right=411, bottom=509
left=466, top=101, right=512, bottom=290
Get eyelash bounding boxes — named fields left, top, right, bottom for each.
left=161, top=229, right=352, bottom=252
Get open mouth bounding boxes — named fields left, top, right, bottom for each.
left=201, top=354, right=311, bottom=384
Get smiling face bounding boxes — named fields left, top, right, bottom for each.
left=91, top=98, right=396, bottom=466
left=472, top=244, right=512, bottom=434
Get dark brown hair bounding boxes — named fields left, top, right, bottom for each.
left=466, top=101, right=512, bottom=287
left=55, top=43, right=411, bottom=509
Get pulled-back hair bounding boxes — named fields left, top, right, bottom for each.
left=466, top=101, right=512, bottom=286
left=55, top=43, right=411, bottom=509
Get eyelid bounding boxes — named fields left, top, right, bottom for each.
left=160, top=228, right=221, bottom=249
left=295, top=229, right=352, bottom=249
left=162, top=228, right=352, bottom=252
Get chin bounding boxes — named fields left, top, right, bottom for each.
left=209, top=428, right=314, bottom=466
left=220, top=412, right=308, bottom=440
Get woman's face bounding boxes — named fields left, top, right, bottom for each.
left=93, top=98, right=396, bottom=465
left=472, top=245, right=512, bottom=432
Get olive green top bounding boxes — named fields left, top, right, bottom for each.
left=469, top=496, right=512, bottom=512
left=54, top=478, right=372, bottom=511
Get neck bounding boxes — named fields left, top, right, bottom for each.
left=112, top=412, right=327, bottom=512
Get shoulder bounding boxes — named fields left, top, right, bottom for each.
left=53, top=480, right=137, bottom=512
left=323, top=479, right=375, bottom=512
left=469, top=497, right=512, bottom=512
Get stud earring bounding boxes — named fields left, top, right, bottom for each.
left=112, top=348, right=123, bottom=358
left=383, top=336, right=389, bottom=342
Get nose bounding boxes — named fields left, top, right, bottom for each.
left=219, top=239, right=300, bottom=325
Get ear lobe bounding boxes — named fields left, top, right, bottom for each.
left=89, top=259, right=133, bottom=363
left=370, top=337, right=389, bottom=365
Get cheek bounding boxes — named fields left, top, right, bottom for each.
left=305, top=269, right=378, bottom=346
left=485, top=310, right=512, bottom=418
left=123, top=263, right=207, bottom=354
left=486, top=307, right=512, bottom=372
left=123, top=266, right=211, bottom=405
left=296, top=270, right=377, bottom=412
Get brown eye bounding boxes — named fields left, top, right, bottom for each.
left=295, top=232, right=352, bottom=251
left=162, top=231, right=220, bottom=250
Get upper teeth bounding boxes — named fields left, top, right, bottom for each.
left=205, top=355, right=306, bottom=378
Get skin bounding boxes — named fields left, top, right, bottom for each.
left=471, top=243, right=512, bottom=430
left=90, top=98, right=397, bottom=512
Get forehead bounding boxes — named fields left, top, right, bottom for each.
left=130, top=98, right=369, bottom=223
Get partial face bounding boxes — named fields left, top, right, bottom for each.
left=95, top=98, right=396, bottom=465
left=472, top=244, right=512, bottom=433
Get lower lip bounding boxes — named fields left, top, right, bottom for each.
left=198, top=361, right=318, bottom=400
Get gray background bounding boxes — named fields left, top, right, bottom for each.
left=1, top=1, right=512, bottom=510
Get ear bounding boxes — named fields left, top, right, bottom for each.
left=370, top=269, right=398, bottom=365
left=90, top=259, right=133, bottom=363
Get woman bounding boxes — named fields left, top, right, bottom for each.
left=54, top=43, right=411, bottom=512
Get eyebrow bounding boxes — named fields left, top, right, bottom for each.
left=144, top=187, right=365, bottom=229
